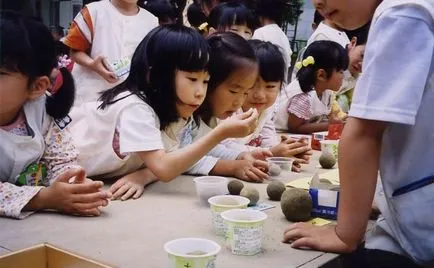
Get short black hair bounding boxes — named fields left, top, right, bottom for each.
left=142, top=0, right=178, bottom=24
left=208, top=2, right=257, bottom=31
left=297, top=40, right=349, bottom=93
left=313, top=10, right=324, bottom=25
left=249, top=40, right=285, bottom=83
left=345, top=21, right=370, bottom=45
left=255, top=0, right=289, bottom=27
left=99, top=25, right=209, bottom=130
left=1, top=11, right=75, bottom=119
left=187, top=2, right=207, bottom=27
left=196, top=32, right=257, bottom=122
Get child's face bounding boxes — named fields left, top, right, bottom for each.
left=242, top=76, right=281, bottom=113
left=312, top=0, right=378, bottom=30
left=209, top=61, right=258, bottom=119
left=0, top=70, right=30, bottom=125
left=175, top=70, right=209, bottom=118
left=322, top=69, right=344, bottom=92
left=348, top=45, right=365, bottom=76
left=226, top=24, right=253, bottom=40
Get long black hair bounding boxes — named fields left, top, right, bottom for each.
left=196, top=32, right=256, bottom=123
left=248, top=40, right=285, bottom=84
left=208, top=2, right=257, bottom=32
left=0, top=11, right=75, bottom=119
left=99, top=25, right=209, bottom=130
left=297, top=40, right=349, bottom=93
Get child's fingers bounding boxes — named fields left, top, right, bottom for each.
left=109, top=179, right=126, bottom=194
left=72, top=191, right=110, bottom=204
left=252, top=160, right=269, bottom=171
left=236, top=108, right=254, bottom=120
left=56, top=167, right=86, bottom=183
left=74, top=201, right=105, bottom=211
left=245, top=170, right=261, bottom=182
left=70, top=180, right=104, bottom=194
left=112, top=183, right=131, bottom=200
left=133, top=187, right=144, bottom=199
left=75, top=208, right=101, bottom=217
left=250, top=167, right=269, bottom=181
left=121, top=187, right=138, bottom=201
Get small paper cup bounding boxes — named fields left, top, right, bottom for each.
left=221, top=209, right=267, bottom=256
left=287, top=134, right=312, bottom=148
left=266, top=157, right=294, bottom=171
left=194, top=176, right=229, bottom=203
left=164, top=238, right=221, bottom=268
left=320, top=140, right=339, bottom=159
left=208, top=195, right=250, bottom=236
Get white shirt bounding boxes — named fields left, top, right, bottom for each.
left=253, top=24, right=293, bottom=82
left=348, top=0, right=434, bottom=263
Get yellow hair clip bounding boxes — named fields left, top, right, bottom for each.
left=302, top=56, right=315, bottom=67
left=295, top=61, right=303, bottom=70
left=198, top=22, right=208, bottom=31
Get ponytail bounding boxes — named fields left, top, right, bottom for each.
left=46, top=68, right=75, bottom=119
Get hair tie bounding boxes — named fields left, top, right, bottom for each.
left=47, top=55, right=73, bottom=96
left=198, top=22, right=208, bottom=31
left=295, top=56, right=315, bottom=70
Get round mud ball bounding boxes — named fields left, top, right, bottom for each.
left=269, top=163, right=282, bottom=176
left=267, top=181, right=286, bottom=201
left=240, top=186, right=260, bottom=206
left=280, top=188, right=312, bottom=222
left=319, top=152, right=336, bottom=169
left=227, top=180, right=244, bottom=195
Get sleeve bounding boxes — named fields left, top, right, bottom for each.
left=288, top=94, right=312, bottom=120
left=259, top=117, right=279, bottom=147
left=63, top=5, right=94, bottom=51
left=119, top=104, right=165, bottom=154
left=0, top=182, right=43, bottom=219
left=186, top=156, right=220, bottom=175
left=41, top=120, right=81, bottom=183
left=349, top=6, right=434, bottom=125
left=208, top=144, right=242, bottom=160
left=252, top=28, right=265, bottom=41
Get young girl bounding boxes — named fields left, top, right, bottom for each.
left=0, top=13, right=111, bottom=219
left=63, top=0, right=158, bottom=106
left=221, top=40, right=311, bottom=164
left=207, top=2, right=256, bottom=40
left=284, top=0, right=434, bottom=266
left=70, top=25, right=259, bottom=201
left=274, top=40, right=349, bottom=134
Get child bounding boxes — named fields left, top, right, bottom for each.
left=222, top=40, right=311, bottom=164
left=63, top=0, right=158, bottom=106
left=70, top=26, right=259, bottom=201
left=274, top=40, right=349, bottom=134
left=252, top=0, right=293, bottom=83
left=187, top=2, right=208, bottom=35
left=283, top=0, right=434, bottom=266
left=142, top=0, right=178, bottom=25
left=207, top=2, right=256, bottom=40
left=0, top=13, right=111, bottom=219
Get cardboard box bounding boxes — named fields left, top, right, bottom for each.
left=309, top=174, right=340, bottom=220
left=0, top=243, right=113, bottom=268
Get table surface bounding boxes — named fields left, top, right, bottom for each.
left=0, top=152, right=343, bottom=268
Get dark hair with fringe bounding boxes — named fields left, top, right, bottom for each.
left=255, top=0, right=289, bottom=27
left=248, top=40, right=285, bottom=84
left=0, top=11, right=75, bottom=119
left=99, top=25, right=209, bottom=130
left=196, top=31, right=256, bottom=123
left=296, top=40, right=349, bottom=93
left=208, top=2, right=257, bottom=32
left=187, top=2, right=207, bottom=27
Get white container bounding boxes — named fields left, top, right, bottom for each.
left=286, top=134, right=313, bottom=148
left=208, top=195, right=250, bottom=236
left=266, top=157, right=294, bottom=171
left=221, top=209, right=267, bottom=256
left=194, top=176, right=229, bottom=203
left=164, top=238, right=221, bottom=268
left=320, top=140, right=339, bottom=159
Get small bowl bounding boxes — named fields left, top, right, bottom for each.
left=266, top=157, right=294, bottom=171
left=193, top=176, right=229, bottom=203
left=320, top=140, right=339, bottom=159
left=208, top=195, right=250, bottom=236
left=164, top=238, right=221, bottom=268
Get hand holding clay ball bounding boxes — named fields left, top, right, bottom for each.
left=319, top=152, right=336, bottom=169
left=267, top=181, right=286, bottom=201
left=240, top=186, right=260, bottom=206
left=280, top=188, right=312, bottom=222
left=227, top=179, right=244, bottom=195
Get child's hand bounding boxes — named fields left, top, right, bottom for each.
left=90, top=55, right=118, bottom=83
left=217, top=108, right=259, bottom=138
left=237, top=149, right=273, bottom=161
left=41, top=168, right=111, bottom=216
left=109, top=168, right=158, bottom=201
left=233, top=159, right=269, bottom=183
left=270, top=137, right=310, bottom=157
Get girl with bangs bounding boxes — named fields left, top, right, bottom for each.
left=70, top=25, right=259, bottom=201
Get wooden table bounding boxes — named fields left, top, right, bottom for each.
left=0, top=152, right=341, bottom=267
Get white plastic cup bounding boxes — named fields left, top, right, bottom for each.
left=266, top=157, right=294, bottom=171
left=164, top=238, right=221, bottom=268
left=208, top=195, right=250, bottom=236
left=221, top=209, right=267, bottom=256
left=320, top=140, right=339, bottom=159
left=287, top=134, right=312, bottom=148
left=194, top=176, right=229, bottom=203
